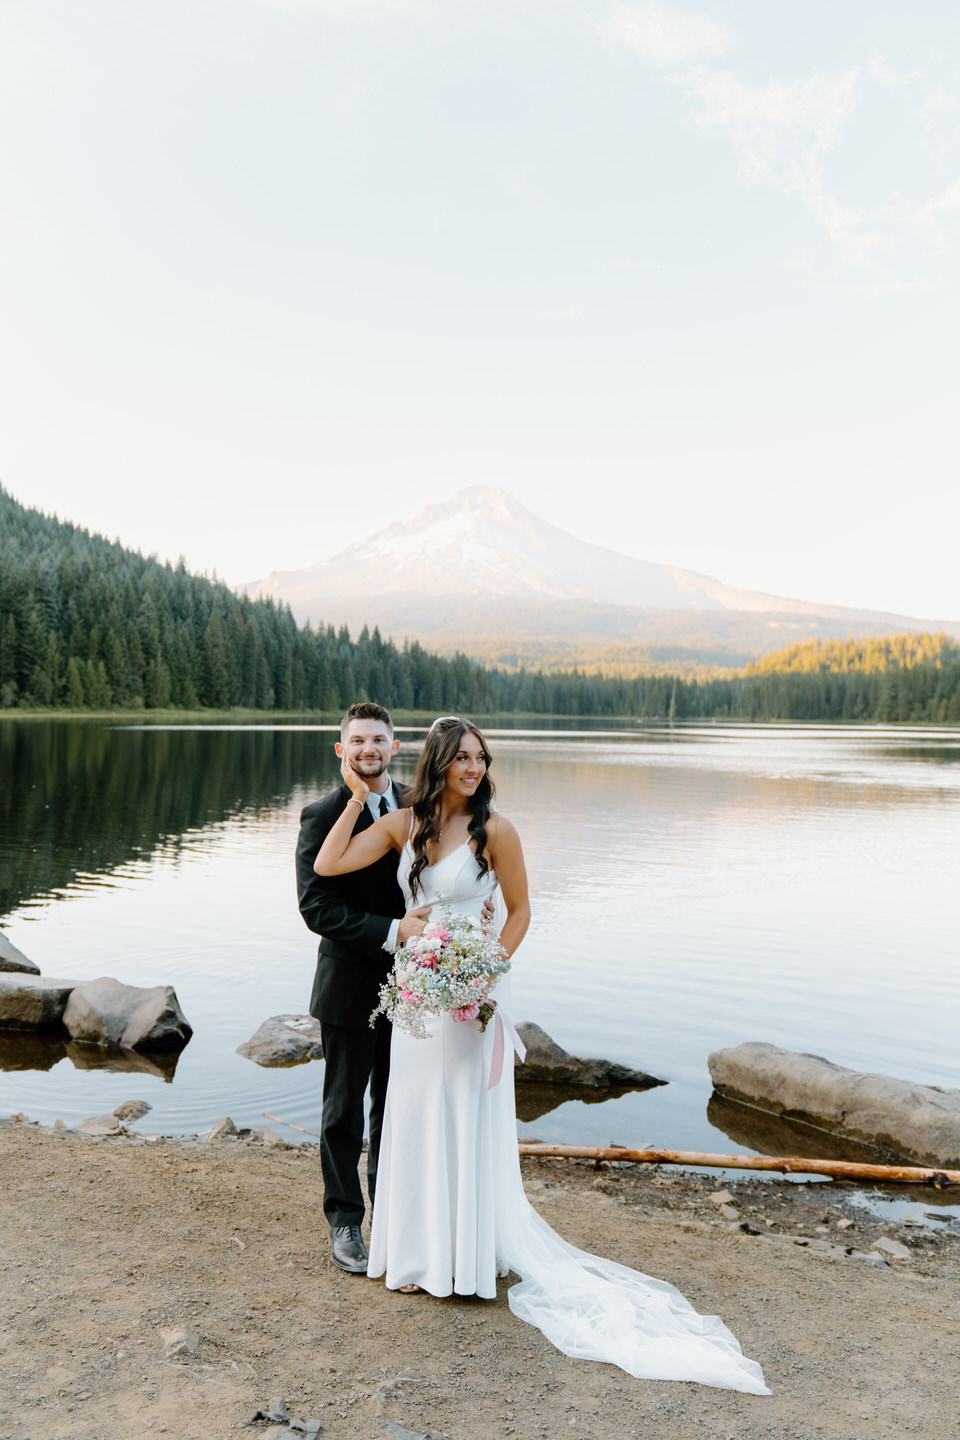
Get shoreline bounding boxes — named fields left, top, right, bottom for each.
left=3, top=708, right=959, bottom=731
left=2, top=1120, right=958, bottom=1440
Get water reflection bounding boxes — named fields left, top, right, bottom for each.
left=705, top=1093, right=905, bottom=1165
left=515, top=1081, right=660, bottom=1124
left=1, top=719, right=958, bottom=1150
left=0, top=720, right=342, bottom=918
left=0, top=1030, right=184, bottom=1080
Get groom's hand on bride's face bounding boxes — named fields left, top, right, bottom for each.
left=397, top=905, right=432, bottom=943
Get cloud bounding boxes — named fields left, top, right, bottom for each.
left=913, top=174, right=960, bottom=253
left=608, top=6, right=960, bottom=280
left=673, top=64, right=901, bottom=273
left=678, top=65, right=858, bottom=175
left=609, top=1, right=730, bottom=70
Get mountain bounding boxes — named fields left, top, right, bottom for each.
left=242, top=488, right=960, bottom=671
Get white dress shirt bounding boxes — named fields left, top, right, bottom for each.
left=370, top=784, right=402, bottom=952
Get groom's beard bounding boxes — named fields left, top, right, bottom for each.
left=348, top=758, right=388, bottom=779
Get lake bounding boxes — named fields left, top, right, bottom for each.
left=2, top=717, right=959, bottom=1167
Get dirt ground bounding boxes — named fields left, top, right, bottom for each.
left=1, top=1118, right=958, bottom=1440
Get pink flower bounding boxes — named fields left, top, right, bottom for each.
left=451, top=1002, right=480, bottom=1023
left=470, top=978, right=480, bottom=987
left=419, top=956, right=438, bottom=970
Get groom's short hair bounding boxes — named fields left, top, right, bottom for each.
left=340, top=701, right=393, bottom=738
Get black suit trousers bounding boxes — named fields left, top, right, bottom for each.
left=319, top=1012, right=392, bottom=1226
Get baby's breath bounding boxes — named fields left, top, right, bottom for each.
left=371, top=904, right=510, bottom=1038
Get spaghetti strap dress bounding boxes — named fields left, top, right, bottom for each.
left=366, top=839, right=769, bottom=1395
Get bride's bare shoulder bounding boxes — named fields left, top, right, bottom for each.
left=485, top=811, right=520, bottom=844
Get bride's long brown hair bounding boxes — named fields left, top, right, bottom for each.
left=406, top=717, right=495, bottom=900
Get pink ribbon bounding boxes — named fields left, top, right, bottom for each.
left=487, top=1005, right=526, bottom=1090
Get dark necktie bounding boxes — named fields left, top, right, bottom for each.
left=378, top=795, right=389, bottom=818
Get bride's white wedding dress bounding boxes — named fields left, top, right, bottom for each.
left=366, top=840, right=769, bottom=1394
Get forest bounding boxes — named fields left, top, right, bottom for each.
left=2, top=487, right=959, bottom=723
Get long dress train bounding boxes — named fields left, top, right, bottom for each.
left=366, top=841, right=770, bottom=1395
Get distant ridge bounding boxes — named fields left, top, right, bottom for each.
left=243, top=488, right=960, bottom=669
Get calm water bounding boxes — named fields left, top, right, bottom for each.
left=2, top=718, right=959, bottom=1164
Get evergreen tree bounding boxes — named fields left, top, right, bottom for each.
left=65, top=655, right=86, bottom=709
left=2, top=485, right=959, bottom=723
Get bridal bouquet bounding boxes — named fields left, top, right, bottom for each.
left=372, top=905, right=510, bottom=1039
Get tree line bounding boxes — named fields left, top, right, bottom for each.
left=0, top=485, right=505, bottom=713
left=2, top=486, right=958, bottom=723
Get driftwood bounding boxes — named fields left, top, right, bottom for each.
left=253, top=1115, right=960, bottom=1186
left=262, top=1111, right=323, bottom=1140
left=517, top=1143, right=960, bottom=1187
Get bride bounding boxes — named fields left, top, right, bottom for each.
left=315, top=716, right=769, bottom=1394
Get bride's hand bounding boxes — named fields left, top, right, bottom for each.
left=340, top=754, right=370, bottom=806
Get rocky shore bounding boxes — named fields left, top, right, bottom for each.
left=2, top=1118, right=958, bottom=1440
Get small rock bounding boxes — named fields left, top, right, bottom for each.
left=237, top=1014, right=324, bottom=1068
left=251, top=1399, right=321, bottom=1435
left=254, top=1125, right=293, bottom=1149
left=872, top=1236, right=911, bottom=1261
left=718, top=1203, right=740, bottom=1222
left=207, top=1116, right=238, bottom=1142
left=850, top=1250, right=888, bottom=1266
left=708, top=1190, right=735, bottom=1206
left=159, top=1322, right=199, bottom=1358
left=514, top=1021, right=664, bottom=1090
left=53, top=1119, right=69, bottom=1130
left=76, top=1113, right=122, bottom=1136
left=113, top=1100, right=151, bottom=1122
left=837, top=1217, right=854, bottom=1230
left=383, top=1425, right=431, bottom=1440
left=0, top=931, right=40, bottom=975
left=592, top=1178, right=620, bottom=1196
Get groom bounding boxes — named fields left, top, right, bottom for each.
left=296, top=701, right=428, bottom=1275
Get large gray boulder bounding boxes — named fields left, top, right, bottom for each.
left=514, top=1022, right=665, bottom=1090
left=708, top=1041, right=960, bottom=1169
left=0, top=932, right=40, bottom=976
left=0, top=975, right=77, bottom=1030
left=63, top=977, right=192, bottom=1051
left=237, top=1014, right=324, bottom=1067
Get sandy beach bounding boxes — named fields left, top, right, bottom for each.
left=1, top=1119, right=958, bottom=1440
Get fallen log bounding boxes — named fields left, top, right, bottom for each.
left=517, top=1143, right=960, bottom=1187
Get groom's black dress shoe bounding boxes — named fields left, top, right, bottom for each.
left=329, top=1224, right=368, bottom=1273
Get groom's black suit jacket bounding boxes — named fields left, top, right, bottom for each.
left=296, top=781, right=407, bottom=1030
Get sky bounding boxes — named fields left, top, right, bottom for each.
left=2, top=0, right=959, bottom=622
